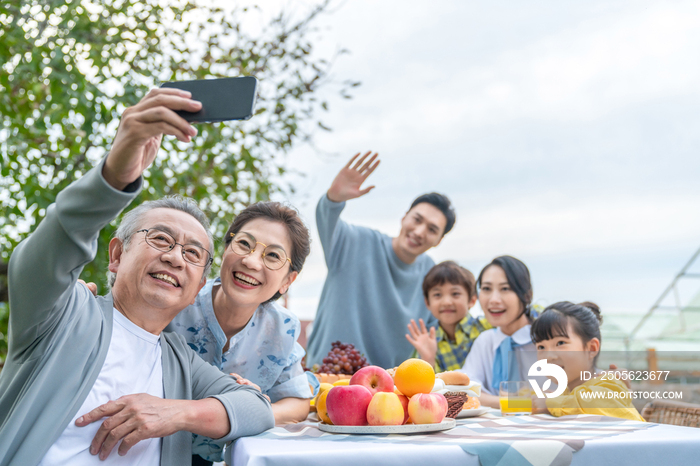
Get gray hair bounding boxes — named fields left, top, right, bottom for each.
left=108, top=196, right=214, bottom=288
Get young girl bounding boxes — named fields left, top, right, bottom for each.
left=530, top=301, right=645, bottom=421
left=461, top=256, right=538, bottom=408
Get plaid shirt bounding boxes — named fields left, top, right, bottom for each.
left=411, top=315, right=493, bottom=373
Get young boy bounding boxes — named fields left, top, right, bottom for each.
left=406, top=261, right=493, bottom=372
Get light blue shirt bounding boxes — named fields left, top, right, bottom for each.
left=166, top=278, right=314, bottom=460
left=461, top=325, right=537, bottom=395
left=306, top=195, right=436, bottom=369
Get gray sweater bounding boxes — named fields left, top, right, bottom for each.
left=0, top=160, right=274, bottom=465
left=305, top=195, right=436, bottom=369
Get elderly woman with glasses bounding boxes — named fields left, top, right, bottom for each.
left=165, top=202, right=313, bottom=466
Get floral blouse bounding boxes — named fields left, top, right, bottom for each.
left=166, top=278, right=314, bottom=461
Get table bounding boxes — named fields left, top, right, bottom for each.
left=226, top=410, right=700, bottom=466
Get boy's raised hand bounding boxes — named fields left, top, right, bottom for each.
left=327, top=151, right=380, bottom=203
left=405, top=318, right=438, bottom=365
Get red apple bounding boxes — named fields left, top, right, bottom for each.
left=407, top=393, right=448, bottom=424
left=349, top=365, right=394, bottom=395
left=326, top=385, right=373, bottom=426
left=397, top=394, right=410, bottom=424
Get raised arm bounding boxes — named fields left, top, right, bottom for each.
left=326, top=151, right=380, bottom=203
left=101, top=88, right=200, bottom=190
left=7, top=88, right=201, bottom=355
left=405, top=318, right=438, bottom=366
left=317, top=152, right=380, bottom=267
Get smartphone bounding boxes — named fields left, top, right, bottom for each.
left=160, top=76, right=258, bottom=123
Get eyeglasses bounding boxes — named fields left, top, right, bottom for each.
left=137, top=229, right=212, bottom=267
left=229, top=231, right=292, bottom=271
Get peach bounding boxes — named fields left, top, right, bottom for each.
left=397, top=394, right=410, bottom=424
left=407, top=392, right=448, bottom=424
left=326, top=385, right=373, bottom=426
left=366, top=392, right=405, bottom=426
left=350, top=366, right=394, bottom=395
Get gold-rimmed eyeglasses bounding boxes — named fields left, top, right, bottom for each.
left=229, top=231, right=292, bottom=271
left=137, top=228, right=212, bottom=267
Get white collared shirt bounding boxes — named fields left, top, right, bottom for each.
left=461, top=325, right=537, bottom=395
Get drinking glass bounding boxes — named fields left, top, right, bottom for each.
left=499, top=381, right=532, bottom=416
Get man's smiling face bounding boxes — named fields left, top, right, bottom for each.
left=108, top=208, right=209, bottom=329
left=395, top=202, right=447, bottom=260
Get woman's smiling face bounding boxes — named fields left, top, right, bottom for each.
left=219, top=218, right=297, bottom=310
left=478, top=265, right=527, bottom=335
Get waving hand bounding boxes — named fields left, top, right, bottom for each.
left=327, top=151, right=380, bottom=203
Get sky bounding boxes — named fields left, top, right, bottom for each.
left=237, top=1, right=700, bottom=343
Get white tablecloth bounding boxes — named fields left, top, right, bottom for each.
left=227, top=419, right=700, bottom=466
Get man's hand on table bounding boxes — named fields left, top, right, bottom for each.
left=327, top=151, right=380, bottom=202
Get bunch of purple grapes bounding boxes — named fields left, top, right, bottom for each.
left=317, top=341, right=369, bottom=375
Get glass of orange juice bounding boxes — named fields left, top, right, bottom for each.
left=499, top=381, right=532, bottom=416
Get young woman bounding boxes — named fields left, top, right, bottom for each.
left=461, top=256, right=538, bottom=408
left=166, top=201, right=314, bottom=465
left=530, top=301, right=644, bottom=421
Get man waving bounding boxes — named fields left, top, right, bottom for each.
left=306, top=152, right=456, bottom=369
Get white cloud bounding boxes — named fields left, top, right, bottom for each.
left=434, top=191, right=700, bottom=263
left=317, top=1, right=700, bottom=145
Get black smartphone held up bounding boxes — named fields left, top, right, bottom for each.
left=160, top=76, right=258, bottom=123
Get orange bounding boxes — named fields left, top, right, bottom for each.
left=317, top=389, right=333, bottom=424
left=463, top=397, right=481, bottom=409
left=312, top=382, right=334, bottom=408
left=394, top=358, right=435, bottom=398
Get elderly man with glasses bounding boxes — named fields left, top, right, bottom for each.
left=0, top=88, right=274, bottom=466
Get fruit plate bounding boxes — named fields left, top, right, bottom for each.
left=456, top=406, right=491, bottom=419
left=318, top=418, right=456, bottom=435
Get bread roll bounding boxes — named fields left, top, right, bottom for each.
left=436, top=371, right=470, bottom=385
